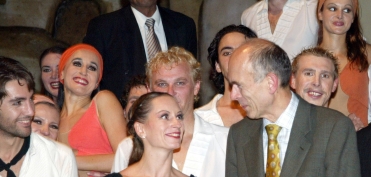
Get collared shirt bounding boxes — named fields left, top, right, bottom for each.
left=131, top=5, right=167, bottom=61
left=18, top=133, right=78, bottom=177
left=262, top=92, right=299, bottom=172
left=241, top=0, right=318, bottom=61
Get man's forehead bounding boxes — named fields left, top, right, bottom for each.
left=299, top=55, right=335, bottom=70
left=4, top=80, right=34, bottom=99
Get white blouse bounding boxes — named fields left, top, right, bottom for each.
left=241, top=0, right=318, bottom=61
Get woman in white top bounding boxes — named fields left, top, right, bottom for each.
left=195, top=25, right=256, bottom=127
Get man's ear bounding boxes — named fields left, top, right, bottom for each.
left=332, top=78, right=339, bottom=92
left=194, top=80, right=201, bottom=96
left=266, top=73, right=279, bottom=94
left=134, top=122, right=146, bottom=138
left=215, top=62, right=222, bottom=73
left=290, top=74, right=297, bottom=90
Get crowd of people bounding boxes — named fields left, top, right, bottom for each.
left=0, top=0, right=370, bottom=176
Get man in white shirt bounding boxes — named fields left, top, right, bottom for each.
left=112, top=47, right=229, bottom=177
left=226, top=39, right=360, bottom=176
left=241, top=0, right=318, bottom=61
left=0, top=57, right=78, bottom=177
left=84, top=0, right=197, bottom=100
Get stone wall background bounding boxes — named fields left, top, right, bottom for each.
left=0, top=0, right=370, bottom=104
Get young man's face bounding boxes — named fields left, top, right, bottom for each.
left=0, top=79, right=34, bottom=138
left=290, top=55, right=338, bottom=106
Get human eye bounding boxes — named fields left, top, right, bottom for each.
left=32, top=119, right=42, bottom=125
left=50, top=124, right=59, bottom=130
left=88, top=65, right=97, bottom=71
left=160, top=113, right=169, bottom=120
left=321, top=73, right=330, bottom=79
left=343, top=8, right=352, bottom=13
left=328, top=7, right=336, bottom=11
left=13, top=100, right=22, bottom=106
left=176, top=113, right=184, bottom=120
left=72, top=61, right=82, bottom=67
left=42, top=67, right=51, bottom=72
left=222, top=51, right=232, bottom=56
left=157, top=82, right=167, bottom=87
left=176, top=81, right=185, bottom=86
left=303, top=71, right=314, bottom=76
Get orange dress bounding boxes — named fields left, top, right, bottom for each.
left=340, top=62, right=369, bottom=126
left=68, top=100, right=113, bottom=155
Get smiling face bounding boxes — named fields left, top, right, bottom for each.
left=136, top=95, right=184, bottom=150
left=0, top=80, right=34, bottom=138
left=318, top=0, right=355, bottom=35
left=149, top=62, right=200, bottom=116
left=291, top=55, right=338, bottom=106
left=216, top=32, right=248, bottom=77
left=60, top=49, right=100, bottom=96
left=32, top=103, right=60, bottom=140
left=41, top=53, right=61, bottom=98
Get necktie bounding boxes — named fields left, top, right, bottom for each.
left=265, top=124, right=282, bottom=177
left=0, top=136, right=30, bottom=177
left=145, top=18, right=161, bottom=60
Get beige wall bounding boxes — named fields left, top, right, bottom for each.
left=359, top=0, right=371, bottom=41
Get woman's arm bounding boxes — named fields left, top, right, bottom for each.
left=366, top=43, right=371, bottom=64
left=76, top=90, right=127, bottom=172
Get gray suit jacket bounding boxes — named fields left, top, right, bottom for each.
left=226, top=96, right=360, bottom=177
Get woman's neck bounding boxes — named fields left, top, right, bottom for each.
left=320, top=31, right=348, bottom=55
left=136, top=148, right=175, bottom=177
left=61, top=90, right=92, bottom=116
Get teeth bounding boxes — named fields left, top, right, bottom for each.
left=74, top=78, right=88, bottom=84
left=51, top=82, right=59, bottom=87
left=168, top=133, right=180, bottom=137
left=19, top=120, right=30, bottom=123
left=308, top=91, right=321, bottom=96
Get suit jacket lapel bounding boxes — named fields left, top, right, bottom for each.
left=243, top=119, right=265, bottom=177
left=159, top=7, right=178, bottom=47
left=121, top=6, right=147, bottom=74
left=281, top=97, right=313, bottom=176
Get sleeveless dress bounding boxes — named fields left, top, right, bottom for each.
left=68, top=100, right=113, bottom=155
left=340, top=62, right=369, bottom=126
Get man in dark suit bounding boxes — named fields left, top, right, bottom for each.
left=83, top=0, right=197, bottom=99
left=357, top=124, right=371, bottom=177
left=226, top=39, right=360, bottom=177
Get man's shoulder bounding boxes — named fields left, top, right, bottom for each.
left=158, top=6, right=194, bottom=22
left=89, top=6, right=130, bottom=25
left=30, top=133, right=74, bottom=157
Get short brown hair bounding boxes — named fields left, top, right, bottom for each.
left=292, top=47, right=339, bottom=79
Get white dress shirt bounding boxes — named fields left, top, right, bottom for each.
left=19, top=133, right=78, bottom=177
left=131, top=6, right=167, bottom=61
left=262, top=93, right=298, bottom=172
left=194, top=94, right=224, bottom=126
left=241, top=0, right=318, bottom=61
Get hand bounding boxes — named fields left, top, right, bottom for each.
left=348, top=113, right=364, bottom=131
left=87, top=171, right=109, bottom=177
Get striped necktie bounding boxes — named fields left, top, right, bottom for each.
left=145, top=18, right=161, bottom=60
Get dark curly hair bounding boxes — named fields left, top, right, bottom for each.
left=207, top=25, right=257, bottom=93
left=126, top=92, right=173, bottom=166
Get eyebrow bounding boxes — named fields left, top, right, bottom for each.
left=220, top=46, right=234, bottom=52
left=9, top=97, right=27, bottom=102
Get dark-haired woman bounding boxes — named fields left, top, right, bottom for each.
left=107, top=92, right=192, bottom=177
left=317, top=0, right=371, bottom=129
left=57, top=44, right=127, bottom=177
left=39, top=46, right=66, bottom=102
left=195, top=25, right=257, bottom=127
